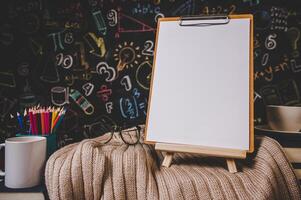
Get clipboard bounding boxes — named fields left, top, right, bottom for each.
left=144, top=14, right=254, bottom=172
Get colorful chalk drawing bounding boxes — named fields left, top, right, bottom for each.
left=107, top=9, right=117, bottom=27
left=92, top=10, right=107, bottom=35
left=69, top=89, right=94, bottom=115
left=82, top=82, right=94, bottom=96
left=142, top=40, right=154, bottom=56
left=83, top=33, right=106, bottom=58
left=114, top=41, right=142, bottom=71
left=97, top=85, right=112, bottom=102
left=135, top=61, right=152, bottom=90
left=40, top=55, right=60, bottom=83
left=95, top=62, right=116, bottom=82
left=56, top=53, right=73, bottom=69
left=116, top=8, right=155, bottom=37
left=119, top=88, right=147, bottom=119
left=51, top=86, right=70, bottom=106
left=120, top=75, right=132, bottom=91
left=105, top=102, right=113, bottom=114
left=265, top=33, right=277, bottom=50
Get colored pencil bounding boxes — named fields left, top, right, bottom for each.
left=16, top=112, right=24, bottom=130
left=53, top=109, right=66, bottom=133
left=29, top=109, right=33, bottom=134
left=32, top=110, right=37, bottom=135
left=41, top=108, right=45, bottom=135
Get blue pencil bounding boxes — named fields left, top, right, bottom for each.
left=17, top=112, right=24, bottom=130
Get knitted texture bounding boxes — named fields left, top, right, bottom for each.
left=45, top=128, right=301, bottom=200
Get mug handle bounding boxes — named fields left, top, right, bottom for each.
left=0, top=143, right=5, bottom=176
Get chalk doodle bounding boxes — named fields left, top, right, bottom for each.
left=278, top=79, right=300, bottom=105
left=201, top=5, right=237, bottom=15
left=95, top=62, right=116, bottom=82
left=260, top=85, right=282, bottom=105
left=172, top=0, right=195, bottom=16
left=51, top=86, right=70, bottom=106
left=107, top=9, right=117, bottom=27
left=114, top=41, right=141, bottom=71
left=82, top=82, right=94, bottom=96
left=40, top=55, right=60, bottom=83
left=242, top=0, right=260, bottom=7
left=56, top=53, right=73, bottom=69
left=120, top=97, right=138, bottom=119
left=136, top=61, right=152, bottom=90
left=265, top=34, right=277, bottom=50
left=29, top=38, right=43, bottom=55
left=48, top=31, right=64, bottom=51
left=261, top=53, right=269, bottom=66
left=0, top=72, right=16, bottom=88
left=116, top=9, right=155, bottom=37
left=142, top=40, right=154, bottom=56
left=97, top=85, right=112, bottom=102
left=120, top=75, right=132, bottom=91
left=0, top=31, right=14, bottom=46
left=119, top=88, right=147, bottom=119
left=92, top=10, right=107, bottom=35
left=105, top=102, right=113, bottom=114
left=270, top=7, right=288, bottom=31
left=255, top=59, right=289, bottom=82
left=290, top=59, right=301, bottom=73
left=132, top=3, right=161, bottom=15
left=65, top=22, right=80, bottom=29
left=65, top=71, right=93, bottom=86
left=254, top=92, right=262, bottom=102
left=69, top=89, right=94, bottom=115
left=17, top=63, right=30, bottom=76
left=84, top=33, right=106, bottom=58
left=287, top=27, right=300, bottom=58
left=19, top=89, right=38, bottom=109
left=73, top=42, right=90, bottom=71
left=64, top=32, right=74, bottom=44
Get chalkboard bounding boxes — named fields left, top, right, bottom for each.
left=0, top=0, right=301, bottom=147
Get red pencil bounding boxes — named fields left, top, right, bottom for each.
left=32, top=110, right=38, bottom=135
left=29, top=109, right=33, bottom=135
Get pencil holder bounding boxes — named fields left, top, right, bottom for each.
left=16, top=133, right=57, bottom=157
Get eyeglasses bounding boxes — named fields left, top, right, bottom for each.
left=101, top=125, right=142, bottom=145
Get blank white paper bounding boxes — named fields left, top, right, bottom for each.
left=146, top=18, right=251, bottom=150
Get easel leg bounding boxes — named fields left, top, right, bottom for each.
left=226, top=159, right=237, bottom=173
left=162, top=152, right=173, bottom=167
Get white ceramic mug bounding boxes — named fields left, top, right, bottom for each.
left=266, top=105, right=301, bottom=132
left=0, top=136, right=46, bottom=188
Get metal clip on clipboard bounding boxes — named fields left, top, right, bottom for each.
left=179, top=15, right=230, bottom=26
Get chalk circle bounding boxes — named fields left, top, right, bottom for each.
left=17, top=63, right=30, bottom=76
left=155, top=13, right=165, bottom=23
left=136, top=61, right=152, bottom=90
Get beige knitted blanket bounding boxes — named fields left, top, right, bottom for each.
left=45, top=129, right=301, bottom=200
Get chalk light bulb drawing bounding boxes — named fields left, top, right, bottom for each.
left=114, top=41, right=141, bottom=72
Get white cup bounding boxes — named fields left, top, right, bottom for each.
left=266, top=105, right=301, bottom=132
left=0, top=136, right=46, bottom=188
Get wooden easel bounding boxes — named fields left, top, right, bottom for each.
left=155, top=143, right=247, bottom=173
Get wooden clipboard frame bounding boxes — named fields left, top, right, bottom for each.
left=144, top=14, right=254, bottom=165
